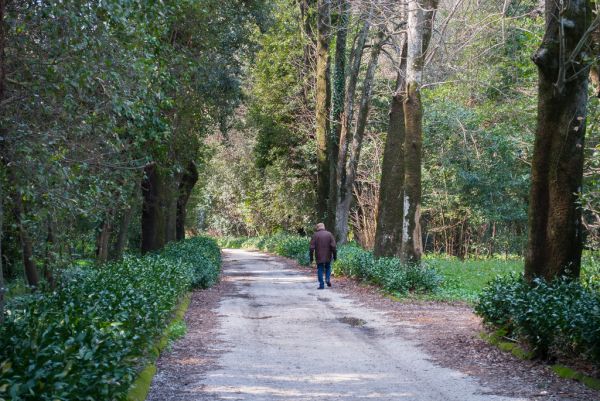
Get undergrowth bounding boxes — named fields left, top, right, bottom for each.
left=0, top=236, right=220, bottom=401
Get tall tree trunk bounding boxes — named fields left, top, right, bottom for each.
left=111, top=205, right=132, bottom=260
left=165, top=174, right=180, bottom=244
left=374, top=43, right=408, bottom=258
left=327, top=0, right=349, bottom=231
left=43, top=218, right=56, bottom=288
left=141, top=163, right=167, bottom=253
left=176, top=161, right=199, bottom=241
left=96, top=215, right=111, bottom=263
left=525, top=0, right=592, bottom=281
left=335, top=30, right=385, bottom=244
left=401, top=0, right=438, bottom=263
left=315, top=0, right=332, bottom=224
left=335, top=17, right=371, bottom=241
left=299, top=0, right=317, bottom=106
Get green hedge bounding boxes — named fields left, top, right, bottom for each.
left=475, top=274, right=600, bottom=364
left=0, top=236, right=221, bottom=401
left=218, top=235, right=441, bottom=294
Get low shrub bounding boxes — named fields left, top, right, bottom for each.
left=0, top=236, right=220, bottom=401
left=475, top=274, right=600, bottom=363
left=220, top=235, right=442, bottom=295
left=335, top=244, right=441, bottom=294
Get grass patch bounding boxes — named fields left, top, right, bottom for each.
left=551, top=365, right=600, bottom=391
left=480, top=329, right=533, bottom=360
left=127, top=364, right=157, bottom=401
left=132, top=292, right=192, bottom=399
left=423, top=250, right=598, bottom=303
left=426, top=257, right=523, bottom=303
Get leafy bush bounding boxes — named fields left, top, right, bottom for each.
left=0, top=236, right=220, bottom=401
left=220, top=235, right=442, bottom=294
left=335, top=244, right=442, bottom=294
left=475, top=274, right=600, bottom=363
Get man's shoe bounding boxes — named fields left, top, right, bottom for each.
left=318, top=286, right=324, bottom=290
left=326, top=281, right=332, bottom=287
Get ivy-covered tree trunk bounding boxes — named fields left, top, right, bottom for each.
left=141, top=163, right=167, bottom=254
left=327, top=0, right=349, bottom=231
left=525, top=0, right=593, bottom=280
left=315, top=0, right=331, bottom=224
left=401, top=0, right=437, bottom=263
left=335, top=17, right=370, bottom=241
left=374, top=44, right=407, bottom=258
left=335, top=30, right=384, bottom=244
left=176, top=161, right=198, bottom=241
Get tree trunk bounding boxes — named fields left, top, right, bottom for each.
left=165, top=174, right=180, bottom=244
left=111, top=205, right=132, bottom=260
left=335, top=17, right=371, bottom=241
left=401, top=82, right=423, bottom=262
left=43, top=218, right=56, bottom=288
left=299, top=0, right=317, bottom=106
left=335, top=30, right=385, bottom=244
left=96, top=216, right=111, bottom=263
left=327, top=0, right=349, bottom=231
left=176, top=161, right=199, bottom=241
left=374, top=44, right=408, bottom=258
left=400, top=0, right=438, bottom=263
left=525, top=0, right=592, bottom=281
left=141, top=163, right=167, bottom=253
left=315, top=0, right=332, bottom=224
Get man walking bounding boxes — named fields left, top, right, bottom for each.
left=309, top=223, right=337, bottom=289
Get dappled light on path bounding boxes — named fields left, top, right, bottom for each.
left=149, top=249, right=528, bottom=401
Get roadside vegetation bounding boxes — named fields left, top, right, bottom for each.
left=0, top=237, right=220, bottom=401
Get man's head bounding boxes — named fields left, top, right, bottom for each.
left=315, top=222, right=325, bottom=231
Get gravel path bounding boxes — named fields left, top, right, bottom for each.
left=148, top=249, right=540, bottom=401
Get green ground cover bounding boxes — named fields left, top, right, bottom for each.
left=0, top=236, right=220, bottom=401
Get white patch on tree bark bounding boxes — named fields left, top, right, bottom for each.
left=402, top=194, right=410, bottom=242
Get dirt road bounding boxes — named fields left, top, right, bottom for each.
left=147, top=249, right=537, bottom=401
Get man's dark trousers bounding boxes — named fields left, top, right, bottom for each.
left=317, top=262, right=331, bottom=288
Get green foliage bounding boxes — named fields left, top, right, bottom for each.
left=197, top=0, right=316, bottom=237
left=475, top=275, right=600, bottom=363
left=0, top=236, right=220, bottom=401
left=220, top=236, right=442, bottom=294
left=335, top=244, right=442, bottom=294
left=1, top=0, right=268, bottom=275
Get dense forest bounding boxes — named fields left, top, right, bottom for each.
left=0, top=0, right=599, bottom=399
left=1, top=0, right=598, bottom=291
left=198, top=0, right=599, bottom=266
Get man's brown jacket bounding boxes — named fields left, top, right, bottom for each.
left=309, top=229, right=337, bottom=264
